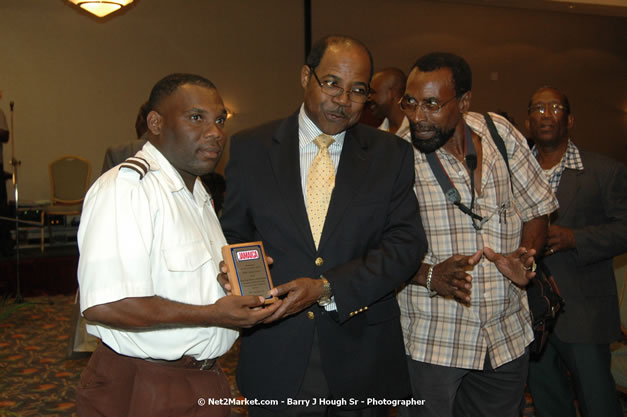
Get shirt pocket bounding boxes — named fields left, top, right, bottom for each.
left=163, top=240, right=211, bottom=272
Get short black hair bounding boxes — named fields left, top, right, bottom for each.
left=147, top=73, right=216, bottom=113
left=527, top=86, right=571, bottom=116
left=412, top=52, right=472, bottom=98
left=306, top=35, right=374, bottom=80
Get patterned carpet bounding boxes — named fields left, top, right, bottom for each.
left=0, top=295, right=248, bottom=417
left=0, top=296, right=86, bottom=417
left=1, top=294, right=621, bottom=417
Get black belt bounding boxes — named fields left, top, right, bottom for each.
left=144, top=356, right=217, bottom=370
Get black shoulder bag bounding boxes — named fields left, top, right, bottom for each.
left=483, top=113, right=564, bottom=356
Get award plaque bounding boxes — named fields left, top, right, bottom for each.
left=221, top=242, right=275, bottom=303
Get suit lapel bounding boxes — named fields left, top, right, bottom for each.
left=269, top=114, right=317, bottom=250
left=555, top=167, right=582, bottom=221
left=318, top=127, right=371, bottom=249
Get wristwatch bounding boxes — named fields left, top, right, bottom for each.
left=317, top=276, right=332, bottom=306
left=425, top=264, right=437, bottom=297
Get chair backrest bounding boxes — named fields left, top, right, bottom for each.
left=49, top=155, right=92, bottom=205
left=615, top=254, right=627, bottom=332
left=622, top=271, right=627, bottom=334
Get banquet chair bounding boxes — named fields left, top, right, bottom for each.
left=611, top=257, right=627, bottom=394
left=40, top=155, right=91, bottom=251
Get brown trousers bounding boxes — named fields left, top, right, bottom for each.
left=76, top=343, right=231, bottom=417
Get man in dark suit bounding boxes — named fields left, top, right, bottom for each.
left=220, top=35, right=426, bottom=416
left=526, top=86, right=627, bottom=417
left=101, top=101, right=149, bottom=173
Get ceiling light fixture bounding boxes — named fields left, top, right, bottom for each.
left=68, top=0, right=134, bottom=18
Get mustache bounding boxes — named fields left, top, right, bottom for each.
left=198, top=146, right=222, bottom=153
left=410, top=121, right=436, bottom=131
left=409, top=122, right=456, bottom=154
left=326, top=108, right=347, bottom=118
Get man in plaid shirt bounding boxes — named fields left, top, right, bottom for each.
left=396, top=53, right=558, bottom=417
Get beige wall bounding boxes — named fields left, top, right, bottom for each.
left=0, top=0, right=625, bottom=202
left=314, top=0, right=627, bottom=161
left=0, top=0, right=305, bottom=201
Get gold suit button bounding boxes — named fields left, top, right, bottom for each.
left=307, top=311, right=315, bottom=320
left=315, top=257, right=324, bottom=267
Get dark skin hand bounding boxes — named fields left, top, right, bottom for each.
left=544, top=224, right=576, bottom=256
left=218, top=256, right=274, bottom=296
left=414, top=217, right=547, bottom=302
left=83, top=293, right=283, bottom=330
left=218, top=256, right=287, bottom=324
left=483, top=215, right=547, bottom=287
left=413, top=250, right=482, bottom=305
left=264, top=277, right=324, bottom=321
left=483, top=246, right=537, bottom=287
left=223, top=256, right=323, bottom=323
left=220, top=257, right=323, bottom=321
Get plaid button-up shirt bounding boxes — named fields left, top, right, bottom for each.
left=532, top=139, right=584, bottom=194
left=397, top=112, right=559, bottom=370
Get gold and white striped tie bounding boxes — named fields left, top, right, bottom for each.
left=306, top=134, right=336, bottom=248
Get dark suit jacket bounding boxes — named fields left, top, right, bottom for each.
left=221, top=112, right=426, bottom=403
left=101, top=139, right=147, bottom=174
left=545, top=150, right=627, bottom=344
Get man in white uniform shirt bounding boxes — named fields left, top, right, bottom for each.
left=76, top=73, right=282, bottom=417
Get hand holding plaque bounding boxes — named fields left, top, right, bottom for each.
left=221, top=242, right=275, bottom=303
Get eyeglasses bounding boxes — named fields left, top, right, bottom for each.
left=309, top=67, right=370, bottom=104
left=399, top=94, right=457, bottom=114
left=528, top=103, right=567, bottom=116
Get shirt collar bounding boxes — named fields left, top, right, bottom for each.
left=298, top=104, right=346, bottom=149
left=378, top=117, right=390, bottom=131
left=562, top=139, right=584, bottom=171
left=532, top=139, right=584, bottom=171
left=141, top=142, right=209, bottom=202
left=396, top=116, right=411, bottom=139
left=378, top=117, right=411, bottom=139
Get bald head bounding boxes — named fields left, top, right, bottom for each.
left=374, top=68, right=406, bottom=96
left=306, top=35, right=374, bottom=80
left=368, top=67, right=407, bottom=121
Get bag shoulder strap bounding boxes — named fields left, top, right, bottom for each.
left=425, top=141, right=483, bottom=223
left=483, top=113, right=509, bottom=171
left=425, top=152, right=461, bottom=204
left=483, top=113, right=513, bottom=191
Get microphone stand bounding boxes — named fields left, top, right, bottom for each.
left=0, top=101, right=53, bottom=307
left=8, top=101, right=23, bottom=304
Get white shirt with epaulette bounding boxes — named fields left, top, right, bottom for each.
left=78, top=141, right=237, bottom=361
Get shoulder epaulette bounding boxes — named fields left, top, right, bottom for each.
left=119, top=156, right=150, bottom=179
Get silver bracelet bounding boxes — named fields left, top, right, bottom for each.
left=425, top=264, right=437, bottom=297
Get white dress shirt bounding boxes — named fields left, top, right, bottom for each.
left=78, top=142, right=238, bottom=361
